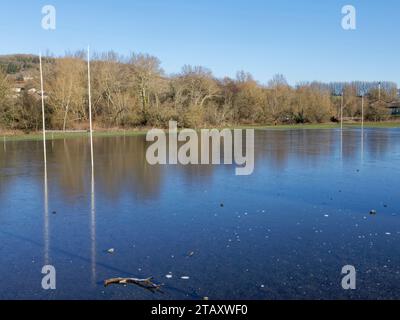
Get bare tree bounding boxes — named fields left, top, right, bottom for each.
left=1, top=51, right=397, bottom=132
left=177, top=65, right=220, bottom=108
left=0, top=69, right=11, bottom=128
left=46, top=57, right=86, bottom=130
left=129, top=53, right=163, bottom=124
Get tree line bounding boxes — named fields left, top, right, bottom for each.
left=0, top=52, right=398, bottom=132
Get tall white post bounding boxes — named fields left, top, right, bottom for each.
left=361, top=95, right=364, bottom=130
left=340, top=93, right=344, bottom=159
left=378, top=82, right=381, bottom=101
left=361, top=95, right=364, bottom=161
left=88, top=46, right=94, bottom=171
left=341, top=94, right=344, bottom=131
left=39, top=53, right=47, bottom=163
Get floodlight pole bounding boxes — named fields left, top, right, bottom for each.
left=340, top=92, right=344, bottom=159
left=341, top=93, right=344, bottom=131
left=378, top=82, right=381, bottom=101
left=39, top=53, right=47, bottom=164
left=361, top=94, right=365, bottom=161
left=361, top=95, right=364, bottom=130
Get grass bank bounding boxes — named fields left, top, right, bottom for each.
left=237, top=121, right=400, bottom=130
left=0, top=129, right=147, bottom=142
left=2, top=121, right=400, bottom=142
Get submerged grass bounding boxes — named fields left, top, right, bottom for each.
left=2, top=122, right=400, bottom=142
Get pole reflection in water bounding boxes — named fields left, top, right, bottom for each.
left=361, top=127, right=364, bottom=163
left=44, top=151, right=49, bottom=265
left=90, top=162, right=96, bottom=286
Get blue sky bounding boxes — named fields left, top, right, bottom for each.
left=0, top=0, right=399, bottom=85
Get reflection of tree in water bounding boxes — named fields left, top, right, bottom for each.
left=254, top=129, right=393, bottom=171
left=0, top=129, right=396, bottom=204
left=364, top=129, right=394, bottom=159
left=94, top=136, right=163, bottom=200
left=0, top=137, right=165, bottom=203
left=49, top=138, right=88, bottom=199
left=49, top=136, right=165, bottom=202
left=342, top=130, right=360, bottom=160
left=254, top=130, right=337, bottom=170
left=0, top=140, right=44, bottom=199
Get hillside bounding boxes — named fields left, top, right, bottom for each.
left=0, top=54, right=40, bottom=77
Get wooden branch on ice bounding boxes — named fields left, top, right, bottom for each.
left=104, top=277, right=163, bottom=293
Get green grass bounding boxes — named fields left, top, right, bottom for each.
left=230, top=122, right=400, bottom=131
left=1, top=130, right=147, bottom=142
left=187, top=122, right=400, bottom=131
left=2, top=122, right=400, bottom=142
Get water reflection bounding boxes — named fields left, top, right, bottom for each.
left=361, top=126, right=364, bottom=162
left=44, top=141, right=49, bottom=266
left=90, top=133, right=96, bottom=286
left=0, top=129, right=399, bottom=204
left=91, top=170, right=96, bottom=286
left=0, top=128, right=400, bottom=300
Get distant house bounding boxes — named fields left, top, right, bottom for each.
left=11, top=79, right=39, bottom=99
left=12, top=83, right=25, bottom=94
left=388, top=101, right=400, bottom=116
left=37, top=90, right=49, bottom=100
